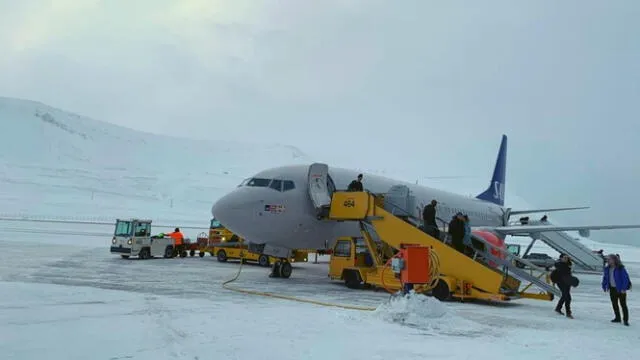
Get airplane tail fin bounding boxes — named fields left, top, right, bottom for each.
left=475, top=134, right=507, bottom=206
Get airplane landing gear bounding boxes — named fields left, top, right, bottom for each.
left=269, top=260, right=292, bottom=279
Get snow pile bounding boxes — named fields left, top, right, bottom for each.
left=373, top=292, right=490, bottom=337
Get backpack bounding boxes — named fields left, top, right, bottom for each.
left=569, top=275, right=579, bottom=288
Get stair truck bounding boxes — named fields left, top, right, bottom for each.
left=325, top=190, right=560, bottom=302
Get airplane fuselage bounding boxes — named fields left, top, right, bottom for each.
left=211, top=135, right=640, bottom=274
left=211, top=164, right=506, bottom=251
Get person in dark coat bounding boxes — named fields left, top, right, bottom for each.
left=448, top=213, right=465, bottom=253
left=422, top=200, right=440, bottom=238
left=554, top=254, right=574, bottom=318
left=347, top=174, right=364, bottom=192
left=602, top=254, right=631, bottom=326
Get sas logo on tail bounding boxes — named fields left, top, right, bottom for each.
left=493, top=181, right=505, bottom=202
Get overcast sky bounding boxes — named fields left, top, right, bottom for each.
left=1, top=0, right=639, bottom=243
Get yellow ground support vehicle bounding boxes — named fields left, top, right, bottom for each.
left=208, top=218, right=240, bottom=243
left=329, top=236, right=438, bottom=294
left=326, top=191, right=558, bottom=302
left=197, top=218, right=309, bottom=267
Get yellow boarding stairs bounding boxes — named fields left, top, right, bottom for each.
left=326, top=191, right=559, bottom=302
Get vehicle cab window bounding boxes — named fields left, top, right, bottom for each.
left=115, top=221, right=132, bottom=237
left=210, top=219, right=222, bottom=229
left=134, top=222, right=150, bottom=237
left=333, top=240, right=352, bottom=257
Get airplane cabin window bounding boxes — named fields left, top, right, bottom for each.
left=269, top=179, right=283, bottom=191
left=282, top=180, right=295, bottom=192
left=246, top=178, right=271, bottom=187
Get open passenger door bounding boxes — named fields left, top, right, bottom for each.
left=308, top=163, right=332, bottom=218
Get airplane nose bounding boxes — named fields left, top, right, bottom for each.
left=211, top=192, right=238, bottom=226
left=211, top=189, right=259, bottom=238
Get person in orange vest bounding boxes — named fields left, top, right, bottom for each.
left=168, top=227, right=185, bottom=257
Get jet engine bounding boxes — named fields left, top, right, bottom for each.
left=471, top=230, right=506, bottom=268
left=578, top=229, right=591, bottom=238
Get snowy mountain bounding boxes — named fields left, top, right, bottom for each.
left=0, top=97, right=311, bottom=223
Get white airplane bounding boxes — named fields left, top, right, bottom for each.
left=212, top=135, right=640, bottom=276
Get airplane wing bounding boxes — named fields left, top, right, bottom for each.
left=508, top=206, right=589, bottom=216
left=493, top=224, right=640, bottom=236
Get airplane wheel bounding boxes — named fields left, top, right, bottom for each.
left=199, top=252, right=205, bottom=258
left=121, top=255, right=130, bottom=259
left=217, top=250, right=228, bottom=262
left=432, top=279, right=451, bottom=301
left=279, top=262, right=292, bottom=278
left=258, top=255, right=270, bottom=267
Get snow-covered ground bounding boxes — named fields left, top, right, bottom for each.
left=1, top=226, right=638, bottom=360
left=2, top=97, right=639, bottom=359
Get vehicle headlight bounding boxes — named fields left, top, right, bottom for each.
left=127, top=239, right=132, bottom=245
left=221, top=237, right=226, bottom=241
left=112, top=238, right=116, bottom=244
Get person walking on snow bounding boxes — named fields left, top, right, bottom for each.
left=602, top=254, right=631, bottom=326
left=554, top=254, right=574, bottom=318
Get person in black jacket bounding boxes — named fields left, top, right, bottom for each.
left=554, top=254, right=574, bottom=318
left=422, top=200, right=440, bottom=238
left=448, top=213, right=465, bottom=252
left=347, top=174, right=364, bottom=191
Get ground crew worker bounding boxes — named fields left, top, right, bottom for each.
left=422, top=200, right=440, bottom=238
left=168, top=227, right=185, bottom=256
left=347, top=174, right=364, bottom=191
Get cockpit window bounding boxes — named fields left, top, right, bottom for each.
left=239, top=177, right=295, bottom=191
left=269, top=179, right=283, bottom=191
left=283, top=180, right=295, bottom=192
left=246, top=178, right=271, bottom=187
